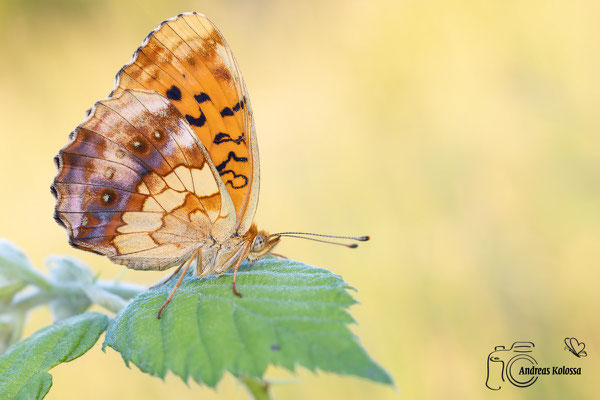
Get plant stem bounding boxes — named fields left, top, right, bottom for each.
left=3, top=280, right=144, bottom=316
left=239, top=376, right=272, bottom=400
left=97, top=280, right=145, bottom=300
left=7, top=290, right=56, bottom=314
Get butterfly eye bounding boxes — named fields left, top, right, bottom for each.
left=251, top=233, right=266, bottom=252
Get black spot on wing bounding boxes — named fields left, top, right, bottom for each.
left=185, top=108, right=207, bottom=127
left=220, top=107, right=234, bottom=117
left=213, top=132, right=246, bottom=145
left=194, top=92, right=211, bottom=103
left=215, top=151, right=248, bottom=173
left=166, top=85, right=182, bottom=101
left=219, top=170, right=248, bottom=189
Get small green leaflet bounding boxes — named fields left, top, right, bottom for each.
left=0, top=312, right=109, bottom=399
left=104, top=257, right=392, bottom=387
left=0, top=239, right=52, bottom=303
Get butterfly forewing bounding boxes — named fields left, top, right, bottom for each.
left=53, top=89, right=236, bottom=270
left=111, top=12, right=259, bottom=233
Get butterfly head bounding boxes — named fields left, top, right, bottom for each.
left=245, top=226, right=281, bottom=262
left=246, top=229, right=370, bottom=262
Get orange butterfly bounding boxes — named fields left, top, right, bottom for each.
left=52, top=13, right=367, bottom=318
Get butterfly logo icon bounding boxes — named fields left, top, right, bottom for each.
left=564, top=337, right=587, bottom=358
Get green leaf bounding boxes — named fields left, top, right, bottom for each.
left=0, top=314, right=25, bottom=355
left=0, top=239, right=53, bottom=291
left=45, top=256, right=95, bottom=285
left=45, top=256, right=95, bottom=321
left=0, top=240, right=49, bottom=302
left=104, top=257, right=392, bottom=387
left=0, top=312, right=109, bottom=399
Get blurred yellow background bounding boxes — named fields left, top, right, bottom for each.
left=1, top=0, right=599, bottom=398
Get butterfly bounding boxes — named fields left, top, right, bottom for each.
left=52, top=12, right=368, bottom=318
left=564, top=337, right=587, bottom=358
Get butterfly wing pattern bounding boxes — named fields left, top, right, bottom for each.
left=53, top=89, right=234, bottom=270
left=52, top=13, right=276, bottom=286
left=111, top=12, right=259, bottom=235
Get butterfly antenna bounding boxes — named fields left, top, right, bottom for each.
left=271, top=232, right=370, bottom=241
left=269, top=232, right=370, bottom=248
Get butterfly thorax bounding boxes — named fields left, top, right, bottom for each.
left=197, top=236, right=247, bottom=277
left=197, top=224, right=280, bottom=277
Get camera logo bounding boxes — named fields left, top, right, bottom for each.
left=485, top=342, right=538, bottom=390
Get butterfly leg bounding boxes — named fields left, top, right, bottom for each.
left=270, top=252, right=288, bottom=259
left=157, top=249, right=200, bottom=319
left=149, top=262, right=185, bottom=290
left=195, top=249, right=203, bottom=275
left=232, top=241, right=252, bottom=298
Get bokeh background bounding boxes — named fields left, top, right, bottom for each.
left=1, top=0, right=599, bottom=398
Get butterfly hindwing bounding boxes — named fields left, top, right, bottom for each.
left=111, top=12, right=259, bottom=234
left=53, top=89, right=236, bottom=270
